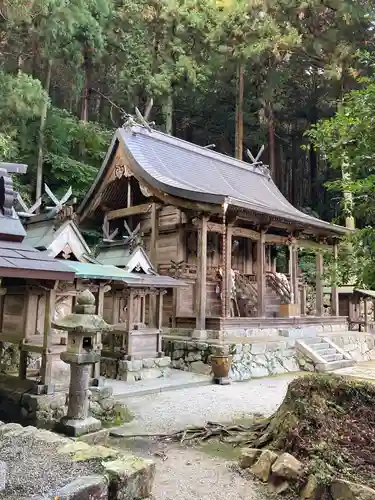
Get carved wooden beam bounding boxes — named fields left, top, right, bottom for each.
left=106, top=203, right=161, bottom=221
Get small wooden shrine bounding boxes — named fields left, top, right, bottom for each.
left=77, top=124, right=348, bottom=337
left=20, top=186, right=185, bottom=382
left=0, top=163, right=75, bottom=393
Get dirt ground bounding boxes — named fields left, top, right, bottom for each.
left=109, top=436, right=298, bottom=500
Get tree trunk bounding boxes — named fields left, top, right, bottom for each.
left=341, top=152, right=355, bottom=229
left=81, top=50, right=90, bottom=122
left=36, top=59, right=52, bottom=203
left=267, top=102, right=276, bottom=182
left=163, top=92, right=173, bottom=135
left=235, top=63, right=244, bottom=160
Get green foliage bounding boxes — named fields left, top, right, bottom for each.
left=0, top=0, right=373, bottom=230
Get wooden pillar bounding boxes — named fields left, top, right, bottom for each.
left=157, top=290, right=164, bottom=354
left=195, top=215, right=208, bottom=333
left=149, top=202, right=159, bottom=327
left=172, top=226, right=185, bottom=327
left=19, top=291, right=34, bottom=380
left=40, top=286, right=57, bottom=388
left=93, top=283, right=105, bottom=381
left=316, top=252, right=324, bottom=316
left=224, top=225, right=233, bottom=317
left=364, top=298, right=369, bottom=332
left=126, top=290, right=134, bottom=356
left=289, top=244, right=299, bottom=304
left=300, top=284, right=307, bottom=316
left=256, top=229, right=266, bottom=317
left=331, top=242, right=339, bottom=317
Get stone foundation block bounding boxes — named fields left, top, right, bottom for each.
left=103, top=456, right=155, bottom=500
left=154, top=356, right=171, bottom=368
left=142, top=358, right=156, bottom=369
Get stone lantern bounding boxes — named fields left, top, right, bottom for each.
left=52, top=289, right=111, bottom=437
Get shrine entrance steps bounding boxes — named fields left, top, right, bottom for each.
left=296, top=336, right=355, bottom=372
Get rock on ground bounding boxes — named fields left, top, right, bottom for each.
left=271, top=453, right=302, bottom=480
left=330, top=479, right=375, bottom=500
left=250, top=450, right=278, bottom=482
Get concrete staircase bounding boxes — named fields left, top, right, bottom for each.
left=296, top=336, right=356, bottom=372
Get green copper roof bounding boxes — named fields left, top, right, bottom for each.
left=65, top=261, right=186, bottom=288
left=66, top=261, right=134, bottom=281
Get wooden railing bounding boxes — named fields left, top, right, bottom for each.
left=266, top=272, right=291, bottom=303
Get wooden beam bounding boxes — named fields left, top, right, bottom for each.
left=316, top=253, right=324, bottom=316
left=107, top=203, right=160, bottom=221
left=195, top=215, right=208, bottom=331
left=257, top=230, right=266, bottom=317
left=331, top=242, right=339, bottom=317
left=224, top=225, right=233, bottom=317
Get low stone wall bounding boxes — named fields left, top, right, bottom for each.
left=325, top=333, right=375, bottom=362
left=0, top=377, right=130, bottom=430
left=100, top=355, right=171, bottom=381
left=163, top=338, right=300, bottom=381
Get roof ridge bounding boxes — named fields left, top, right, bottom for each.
left=120, top=126, right=271, bottom=179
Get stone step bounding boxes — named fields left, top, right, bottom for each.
left=309, top=342, right=330, bottom=351
left=303, top=337, right=323, bottom=345
left=321, top=353, right=344, bottom=362
left=317, top=359, right=355, bottom=372
left=318, top=348, right=338, bottom=356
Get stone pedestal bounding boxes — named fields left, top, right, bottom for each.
left=52, top=289, right=111, bottom=437
left=59, top=363, right=101, bottom=437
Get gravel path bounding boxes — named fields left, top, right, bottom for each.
left=111, top=375, right=299, bottom=499
left=114, top=373, right=296, bottom=435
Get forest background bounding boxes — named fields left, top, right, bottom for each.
left=1, top=0, right=375, bottom=287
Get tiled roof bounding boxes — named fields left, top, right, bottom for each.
left=79, top=126, right=347, bottom=235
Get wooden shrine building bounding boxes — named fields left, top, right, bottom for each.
left=20, top=191, right=184, bottom=383
left=78, top=125, right=348, bottom=337
left=0, top=163, right=75, bottom=393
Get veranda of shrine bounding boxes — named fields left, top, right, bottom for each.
left=78, top=125, right=350, bottom=340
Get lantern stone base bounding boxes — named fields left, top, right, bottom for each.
left=59, top=415, right=102, bottom=437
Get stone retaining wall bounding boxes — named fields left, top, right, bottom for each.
left=0, top=378, right=130, bottom=430
left=100, top=355, right=171, bottom=381
left=325, top=333, right=375, bottom=362
left=163, top=339, right=300, bottom=381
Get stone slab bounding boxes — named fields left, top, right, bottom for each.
left=105, top=370, right=211, bottom=398
left=53, top=475, right=108, bottom=500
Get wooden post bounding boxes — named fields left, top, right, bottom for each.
left=149, top=202, right=159, bottom=328
left=316, top=252, right=324, bottom=316
left=224, top=225, right=233, bottom=317
left=93, top=282, right=105, bottom=381
left=256, top=229, right=266, bottom=317
left=364, top=298, right=369, bottom=332
left=157, top=290, right=165, bottom=354
left=19, top=291, right=31, bottom=380
left=126, top=290, right=134, bottom=357
left=331, top=242, right=339, bottom=317
left=40, top=285, right=57, bottom=388
left=194, top=215, right=208, bottom=335
left=300, top=284, right=307, bottom=316
left=172, top=225, right=185, bottom=327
